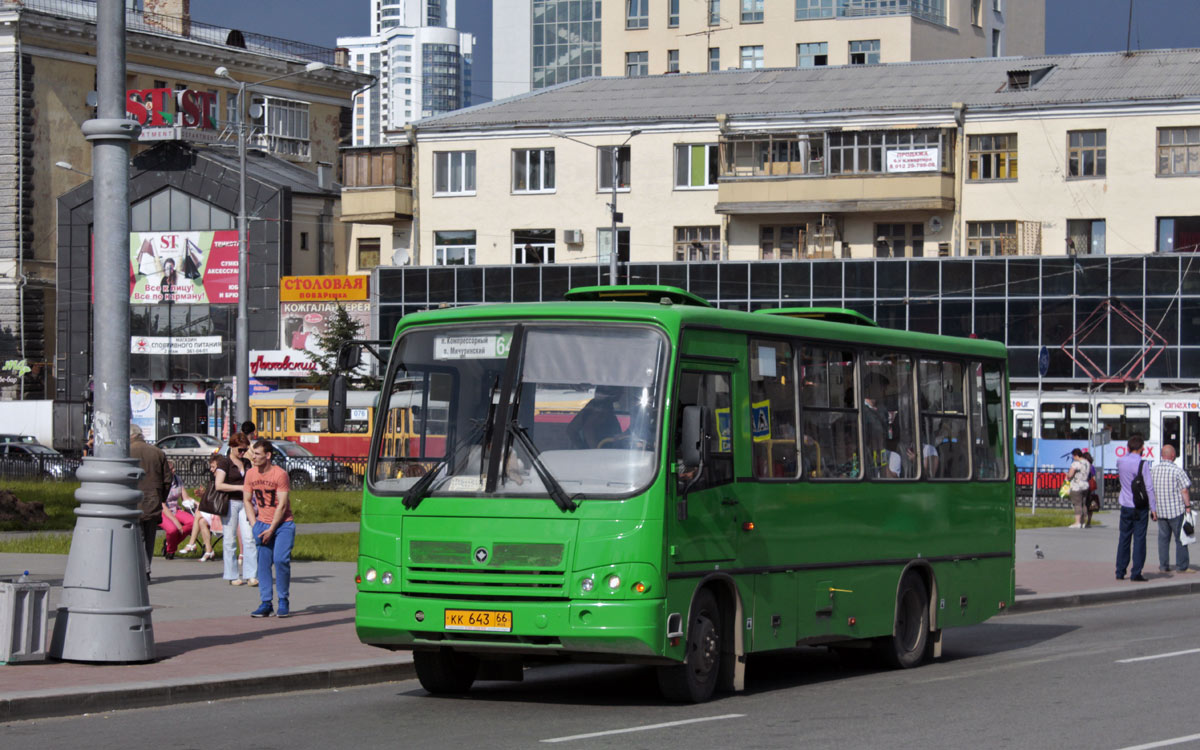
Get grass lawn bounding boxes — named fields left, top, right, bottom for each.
left=0, top=530, right=360, bottom=562
left=1016, top=508, right=1107, bottom=529
left=1, top=480, right=363, bottom=531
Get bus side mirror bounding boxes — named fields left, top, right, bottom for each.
left=336, top=343, right=362, bottom=372
left=329, top=374, right=347, bottom=433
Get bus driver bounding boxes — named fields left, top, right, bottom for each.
left=567, top=385, right=623, bottom=449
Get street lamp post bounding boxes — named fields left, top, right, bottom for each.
left=215, top=62, right=325, bottom=425
left=551, top=130, right=640, bottom=285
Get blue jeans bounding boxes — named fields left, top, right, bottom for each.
left=1158, top=513, right=1190, bottom=572
left=1116, top=505, right=1150, bottom=578
left=254, top=520, right=295, bottom=604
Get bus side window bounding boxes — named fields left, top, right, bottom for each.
left=919, top=359, right=968, bottom=479
left=675, top=371, right=733, bottom=490
left=971, top=361, right=1009, bottom=480
left=749, top=340, right=799, bottom=480
left=863, top=350, right=916, bottom=480
left=800, top=346, right=859, bottom=479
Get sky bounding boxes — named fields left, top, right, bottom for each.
left=188, top=0, right=1200, bottom=103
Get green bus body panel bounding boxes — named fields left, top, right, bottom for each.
left=357, top=293, right=1015, bottom=665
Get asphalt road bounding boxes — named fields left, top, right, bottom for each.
left=6, top=595, right=1199, bottom=749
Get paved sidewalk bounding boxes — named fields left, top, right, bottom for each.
left=2, top=511, right=1198, bottom=721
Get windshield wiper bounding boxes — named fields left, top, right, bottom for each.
left=507, top=421, right=578, bottom=512
left=402, top=420, right=487, bottom=510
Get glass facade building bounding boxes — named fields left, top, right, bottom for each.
left=532, top=0, right=602, bottom=89
left=378, top=256, right=1200, bottom=385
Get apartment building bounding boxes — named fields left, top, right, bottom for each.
left=603, top=0, right=1043, bottom=76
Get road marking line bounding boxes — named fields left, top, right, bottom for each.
left=1115, top=732, right=1200, bottom=749
left=541, top=714, right=746, bottom=743
left=1116, top=647, right=1200, bottom=664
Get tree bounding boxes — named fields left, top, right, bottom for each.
left=305, top=304, right=377, bottom=390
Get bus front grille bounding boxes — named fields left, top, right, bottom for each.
left=406, top=566, right=567, bottom=598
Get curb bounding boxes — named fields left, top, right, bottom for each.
left=0, top=659, right=416, bottom=722
left=1005, top=580, right=1200, bottom=614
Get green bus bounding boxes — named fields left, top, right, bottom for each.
left=352, top=285, right=1014, bottom=702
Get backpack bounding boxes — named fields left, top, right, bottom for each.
left=1131, top=459, right=1150, bottom=510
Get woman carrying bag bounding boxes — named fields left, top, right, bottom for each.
left=1066, top=447, right=1090, bottom=529
left=216, top=432, right=258, bottom=586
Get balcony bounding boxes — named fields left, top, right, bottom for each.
left=340, top=146, right=413, bottom=223
left=715, top=129, right=956, bottom=215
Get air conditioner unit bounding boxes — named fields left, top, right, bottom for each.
left=563, top=229, right=584, bottom=244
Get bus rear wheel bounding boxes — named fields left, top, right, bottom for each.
left=876, top=573, right=929, bottom=669
left=413, top=648, right=478, bottom=695
left=657, top=588, right=722, bottom=703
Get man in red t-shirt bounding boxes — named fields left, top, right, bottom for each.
left=244, top=439, right=295, bottom=617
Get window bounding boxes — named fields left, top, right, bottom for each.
left=750, top=341, right=799, bottom=479
left=708, top=47, right=720, bottom=71
left=300, top=232, right=309, bottom=251
left=797, top=42, right=828, bottom=67
left=513, top=228, right=555, bottom=264
left=708, top=0, right=721, bottom=25
left=991, top=29, right=1001, bottom=57
left=512, top=148, right=555, bottom=192
left=626, top=51, right=649, bottom=77
left=725, top=133, right=827, bottom=176
left=626, top=0, right=648, bottom=28
left=675, top=371, right=734, bottom=489
left=1067, top=130, right=1106, bottom=178
left=800, top=346, right=859, bottom=479
left=250, top=95, right=311, bottom=159
left=919, top=359, right=968, bottom=479
left=971, top=362, right=1008, bottom=480
left=1039, top=402, right=1090, bottom=440
left=667, top=49, right=680, bottom=73
left=863, top=351, right=916, bottom=479
left=759, top=225, right=803, bottom=259
left=1067, top=219, right=1105, bottom=256
left=434, top=230, right=476, bottom=265
left=741, top=0, right=763, bottom=23
left=874, top=223, right=924, bottom=258
left=1157, top=216, right=1200, bottom=253
left=598, top=227, right=630, bottom=266
left=668, top=0, right=680, bottom=26
left=849, top=40, right=880, bottom=65
left=675, top=226, right=721, bottom=261
left=968, top=134, right=1018, bottom=180
left=1098, top=402, right=1150, bottom=442
left=294, top=407, right=327, bottom=433
left=433, top=151, right=476, bottom=195
left=971, top=0, right=982, bottom=25
left=827, top=129, right=946, bottom=175
left=1157, top=127, right=1200, bottom=176
left=740, top=45, right=764, bottom=69
left=966, top=221, right=1017, bottom=256
left=992, top=0, right=1001, bottom=10
left=795, top=0, right=834, bottom=19
left=357, top=238, right=381, bottom=269
left=675, top=144, right=719, bottom=188
left=130, top=187, right=234, bottom=232
left=598, top=146, right=632, bottom=191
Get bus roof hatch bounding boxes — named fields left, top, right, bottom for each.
left=564, top=285, right=713, bottom=308
left=755, top=307, right=879, bottom=327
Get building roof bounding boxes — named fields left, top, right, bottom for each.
left=416, top=48, right=1200, bottom=133
left=200, top=146, right=340, bottom=196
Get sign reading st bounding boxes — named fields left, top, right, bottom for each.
left=126, top=88, right=218, bottom=130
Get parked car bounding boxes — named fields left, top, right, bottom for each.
left=270, top=440, right=350, bottom=488
left=156, top=433, right=223, bottom=457
left=0, top=434, right=39, bottom=445
left=0, top=442, right=77, bottom=480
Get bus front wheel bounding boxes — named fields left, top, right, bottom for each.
left=657, top=588, right=722, bottom=703
left=414, top=648, right=478, bottom=695
left=876, top=573, right=929, bottom=669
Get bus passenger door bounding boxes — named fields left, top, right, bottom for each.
left=668, top=369, right=739, bottom=564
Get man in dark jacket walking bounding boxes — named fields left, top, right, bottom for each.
left=130, top=423, right=172, bottom=580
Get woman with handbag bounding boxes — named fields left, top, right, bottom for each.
left=216, top=432, right=258, bottom=586
left=1066, top=448, right=1090, bottom=529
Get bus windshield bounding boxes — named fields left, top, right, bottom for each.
left=370, top=322, right=668, bottom=501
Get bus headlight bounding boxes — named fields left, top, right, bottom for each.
left=606, top=574, right=621, bottom=590
left=580, top=577, right=594, bottom=593
left=381, top=571, right=394, bottom=586
left=365, top=567, right=378, bottom=583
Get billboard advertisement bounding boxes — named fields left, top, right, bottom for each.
left=129, top=231, right=240, bottom=304
left=280, top=300, right=372, bottom=357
